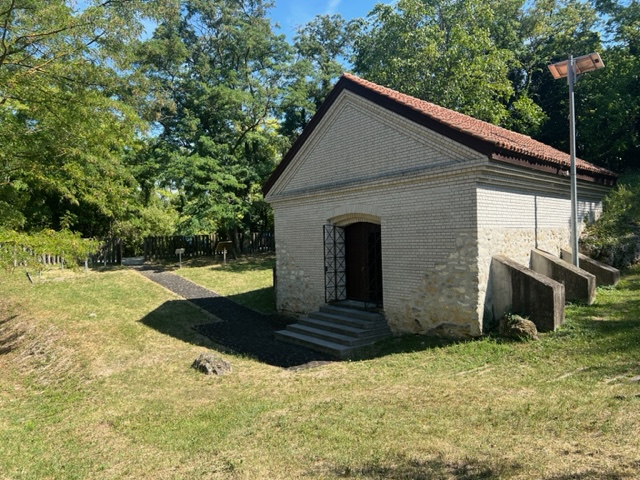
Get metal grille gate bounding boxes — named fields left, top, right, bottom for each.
left=323, top=224, right=347, bottom=303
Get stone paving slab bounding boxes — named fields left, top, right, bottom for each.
left=136, top=267, right=332, bottom=368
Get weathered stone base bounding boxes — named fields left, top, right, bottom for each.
left=387, top=231, right=481, bottom=338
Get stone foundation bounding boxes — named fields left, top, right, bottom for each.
left=387, top=231, right=480, bottom=338
left=274, top=242, right=321, bottom=317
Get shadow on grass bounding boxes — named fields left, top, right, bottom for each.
left=136, top=300, right=218, bottom=350
left=156, top=253, right=275, bottom=272
left=227, top=287, right=277, bottom=316
left=559, top=298, right=640, bottom=355
left=139, top=298, right=332, bottom=368
left=544, top=471, right=630, bottom=480
left=0, top=315, right=22, bottom=355
left=325, top=454, right=634, bottom=480
left=324, top=453, right=522, bottom=480
left=205, top=254, right=274, bottom=273
left=353, top=333, right=464, bottom=360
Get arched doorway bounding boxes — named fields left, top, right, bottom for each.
left=344, top=222, right=383, bottom=306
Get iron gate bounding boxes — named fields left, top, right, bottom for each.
left=323, top=224, right=347, bottom=303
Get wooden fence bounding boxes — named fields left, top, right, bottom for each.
left=143, top=232, right=275, bottom=260
left=90, top=237, right=122, bottom=266
left=239, top=231, right=275, bottom=254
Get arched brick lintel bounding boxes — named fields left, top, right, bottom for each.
left=326, top=205, right=382, bottom=227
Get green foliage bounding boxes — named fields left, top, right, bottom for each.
left=576, top=0, right=640, bottom=171
left=353, top=0, right=515, bottom=125
left=0, top=0, right=154, bottom=235
left=137, top=0, right=288, bottom=237
left=280, top=14, right=360, bottom=141
left=0, top=229, right=99, bottom=272
left=0, top=0, right=638, bottom=247
left=582, top=171, right=640, bottom=267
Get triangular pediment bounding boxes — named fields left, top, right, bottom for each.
left=267, top=90, right=477, bottom=198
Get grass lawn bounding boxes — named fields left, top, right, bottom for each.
left=1, top=259, right=640, bottom=479
left=173, top=254, right=277, bottom=315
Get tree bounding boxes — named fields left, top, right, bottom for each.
left=353, top=0, right=514, bottom=125
left=280, top=14, right=360, bottom=141
left=576, top=0, right=640, bottom=171
left=0, top=0, right=156, bottom=235
left=516, top=0, right=603, bottom=152
left=137, top=0, right=289, bottom=241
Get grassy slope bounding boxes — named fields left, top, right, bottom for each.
left=0, top=263, right=639, bottom=479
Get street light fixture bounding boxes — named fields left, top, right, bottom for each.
left=547, top=52, right=604, bottom=268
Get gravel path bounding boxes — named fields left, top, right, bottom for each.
left=136, top=266, right=332, bottom=368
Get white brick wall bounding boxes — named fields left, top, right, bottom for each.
left=476, top=179, right=606, bottom=327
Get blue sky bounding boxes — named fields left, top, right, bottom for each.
left=270, top=0, right=393, bottom=38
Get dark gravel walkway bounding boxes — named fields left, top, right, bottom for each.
left=136, top=266, right=332, bottom=368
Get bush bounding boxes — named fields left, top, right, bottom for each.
left=582, top=171, right=640, bottom=268
left=0, top=229, right=99, bottom=272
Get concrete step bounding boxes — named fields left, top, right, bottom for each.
left=276, top=303, right=392, bottom=359
left=320, top=304, right=384, bottom=322
left=274, top=330, right=358, bottom=359
left=308, top=311, right=386, bottom=330
left=299, top=316, right=391, bottom=338
left=286, top=323, right=390, bottom=347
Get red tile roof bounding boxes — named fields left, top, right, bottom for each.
left=263, top=73, right=616, bottom=195
left=342, top=73, right=614, bottom=177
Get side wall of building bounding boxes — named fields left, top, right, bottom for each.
left=476, top=165, right=607, bottom=328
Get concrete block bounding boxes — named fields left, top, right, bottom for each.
left=530, top=249, right=596, bottom=304
left=560, top=248, right=621, bottom=287
left=491, top=255, right=565, bottom=332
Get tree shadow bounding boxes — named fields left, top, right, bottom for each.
left=207, top=254, right=274, bottom=273
left=321, top=453, right=522, bottom=480
left=0, top=315, right=22, bottom=355
left=139, top=298, right=333, bottom=369
left=166, top=253, right=275, bottom=272
left=543, top=471, right=628, bottom=480
left=227, top=287, right=277, bottom=316
left=322, top=454, right=634, bottom=480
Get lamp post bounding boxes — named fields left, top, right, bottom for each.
left=548, top=53, right=604, bottom=268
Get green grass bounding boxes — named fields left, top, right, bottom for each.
left=173, top=253, right=277, bottom=315
left=1, top=261, right=640, bottom=479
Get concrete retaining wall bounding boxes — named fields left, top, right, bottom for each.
left=491, top=255, right=565, bottom=332
left=560, top=248, right=621, bottom=287
left=530, top=249, right=596, bottom=304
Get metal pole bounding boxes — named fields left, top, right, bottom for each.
left=568, top=56, right=580, bottom=268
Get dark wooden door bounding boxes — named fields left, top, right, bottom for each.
left=345, top=222, right=382, bottom=304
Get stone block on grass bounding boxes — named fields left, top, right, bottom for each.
left=560, top=248, right=621, bottom=287
left=491, top=255, right=565, bottom=332
left=530, top=249, right=596, bottom=304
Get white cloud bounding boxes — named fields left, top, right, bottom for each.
left=325, top=0, right=342, bottom=14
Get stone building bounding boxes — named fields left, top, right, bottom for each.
left=263, top=73, right=616, bottom=337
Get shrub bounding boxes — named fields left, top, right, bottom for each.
left=582, top=170, right=640, bottom=268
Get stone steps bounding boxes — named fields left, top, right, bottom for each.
left=275, top=304, right=392, bottom=359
